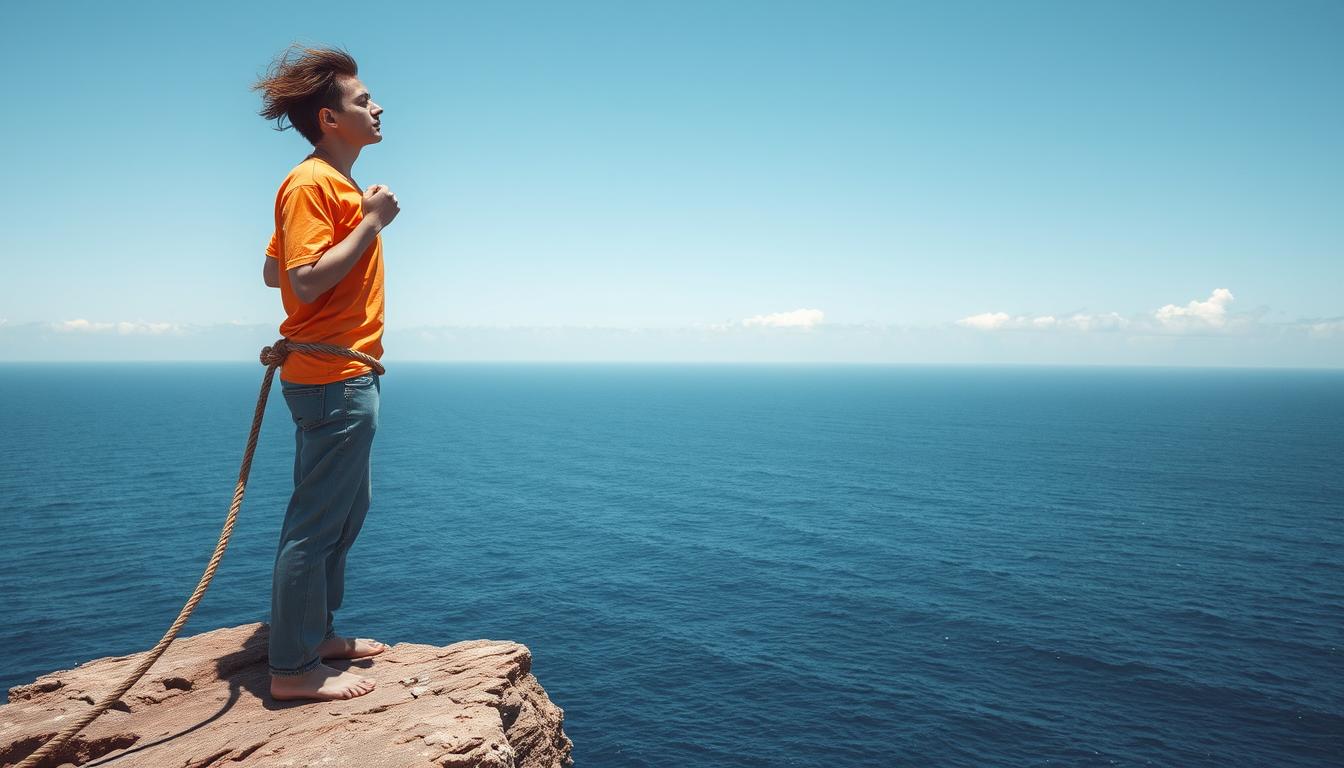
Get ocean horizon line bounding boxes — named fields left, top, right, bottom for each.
left=1, top=359, right=1342, bottom=372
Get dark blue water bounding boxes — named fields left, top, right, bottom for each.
left=1, top=363, right=1341, bottom=766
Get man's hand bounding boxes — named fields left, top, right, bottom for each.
left=362, top=185, right=400, bottom=231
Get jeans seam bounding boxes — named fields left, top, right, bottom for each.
left=271, top=548, right=320, bottom=675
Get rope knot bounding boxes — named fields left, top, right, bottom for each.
left=259, top=338, right=291, bottom=368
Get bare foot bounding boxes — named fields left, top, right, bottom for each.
left=317, top=635, right=388, bottom=660
left=270, top=663, right=376, bottom=702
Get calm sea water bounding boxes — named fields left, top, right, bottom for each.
left=1, top=363, right=1340, bottom=767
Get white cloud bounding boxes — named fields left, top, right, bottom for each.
left=118, top=321, right=179, bottom=335
left=54, top=319, right=114, bottom=332
left=742, top=308, right=825, bottom=328
left=53, top=318, right=183, bottom=335
left=956, top=312, right=1062, bottom=331
left=959, top=290, right=1243, bottom=334
left=957, top=312, right=1012, bottom=330
left=1307, top=318, right=1344, bottom=339
left=1155, top=288, right=1234, bottom=329
left=693, top=321, right=735, bottom=333
left=1062, top=312, right=1130, bottom=332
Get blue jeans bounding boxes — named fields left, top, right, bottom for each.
left=269, top=371, right=380, bottom=676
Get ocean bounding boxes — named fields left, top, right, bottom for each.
left=1, top=363, right=1340, bottom=766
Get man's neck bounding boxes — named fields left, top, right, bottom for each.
left=311, top=140, right=360, bottom=179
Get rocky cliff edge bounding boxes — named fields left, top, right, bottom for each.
left=1, top=623, right=573, bottom=768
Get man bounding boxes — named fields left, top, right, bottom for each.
left=255, top=46, right=400, bottom=702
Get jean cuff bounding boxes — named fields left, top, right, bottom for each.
left=269, top=654, right=323, bottom=677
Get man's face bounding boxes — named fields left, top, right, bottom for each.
left=321, top=75, right=383, bottom=146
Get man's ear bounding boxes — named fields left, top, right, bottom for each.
left=318, top=106, right=338, bottom=129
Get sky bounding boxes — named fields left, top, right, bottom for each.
left=1, top=0, right=1341, bottom=365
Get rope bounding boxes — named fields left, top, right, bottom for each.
left=14, top=339, right=384, bottom=768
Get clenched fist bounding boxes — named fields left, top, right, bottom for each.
left=361, top=184, right=400, bottom=231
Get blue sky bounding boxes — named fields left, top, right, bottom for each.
left=2, top=0, right=1341, bottom=364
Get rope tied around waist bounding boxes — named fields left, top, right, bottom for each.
left=14, top=339, right=382, bottom=768
left=260, top=338, right=386, bottom=376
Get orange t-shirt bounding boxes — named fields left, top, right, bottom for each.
left=265, top=156, right=384, bottom=385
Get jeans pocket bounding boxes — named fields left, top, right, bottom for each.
left=343, top=373, right=379, bottom=402
left=282, top=384, right=327, bottom=431
left=342, top=373, right=380, bottom=431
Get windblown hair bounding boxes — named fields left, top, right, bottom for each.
left=253, top=45, right=358, bottom=145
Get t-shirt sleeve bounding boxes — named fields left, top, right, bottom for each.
left=265, top=230, right=278, bottom=260
left=278, top=184, right=337, bottom=270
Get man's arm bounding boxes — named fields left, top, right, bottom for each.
left=287, top=218, right=381, bottom=303
left=287, top=184, right=398, bottom=303
left=263, top=256, right=280, bottom=288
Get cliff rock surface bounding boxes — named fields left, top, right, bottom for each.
left=1, top=623, right=573, bottom=768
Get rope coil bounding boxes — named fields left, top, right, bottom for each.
left=14, top=340, right=381, bottom=768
